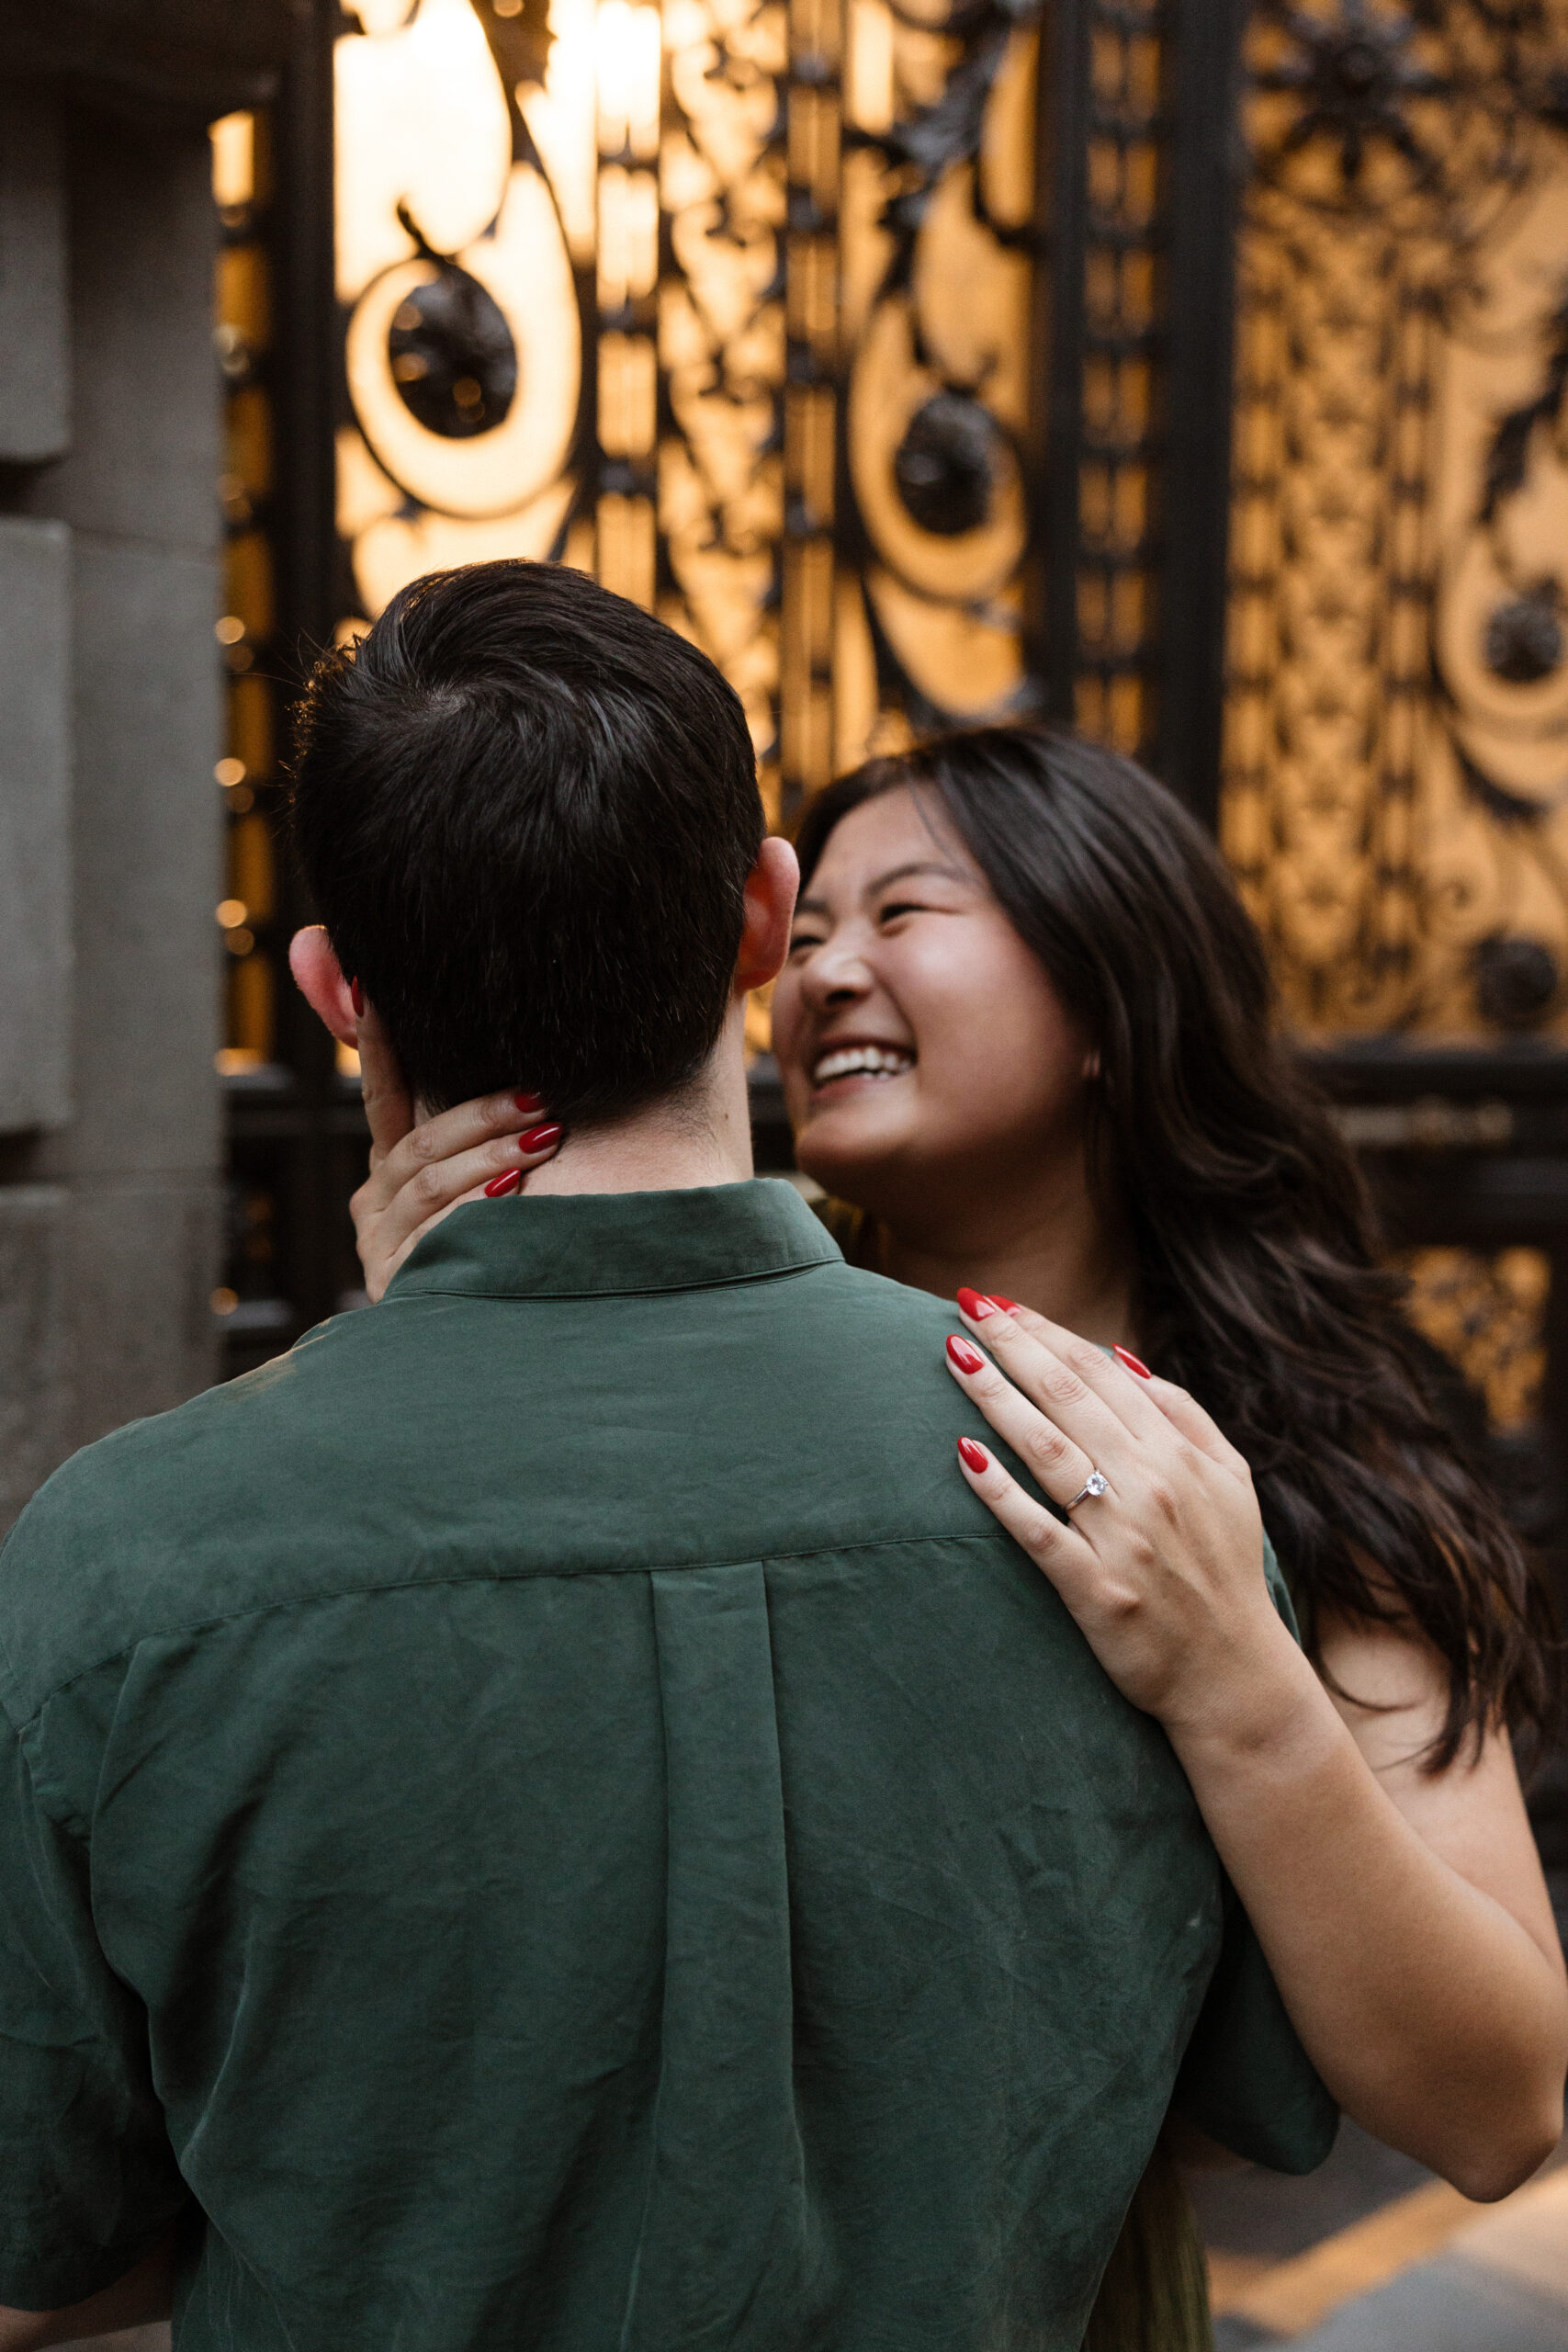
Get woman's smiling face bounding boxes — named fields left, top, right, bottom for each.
left=771, top=785, right=1095, bottom=1230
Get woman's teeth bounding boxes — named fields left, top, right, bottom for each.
left=812, top=1045, right=915, bottom=1085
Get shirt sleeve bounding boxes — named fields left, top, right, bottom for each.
left=1168, top=1526, right=1338, bottom=2173
left=1169, top=1887, right=1338, bottom=2171
left=0, top=1703, right=189, bottom=2309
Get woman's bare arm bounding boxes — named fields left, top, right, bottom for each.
left=946, top=1296, right=1568, bottom=2199
left=1187, top=1600, right=1566, bottom=2198
left=0, top=2226, right=179, bottom=2351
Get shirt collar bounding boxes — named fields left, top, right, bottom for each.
left=384, top=1178, right=842, bottom=1303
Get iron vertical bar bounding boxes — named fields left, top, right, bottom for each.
left=1038, top=0, right=1090, bottom=724
left=268, top=0, right=344, bottom=1336
left=1154, top=0, right=1246, bottom=827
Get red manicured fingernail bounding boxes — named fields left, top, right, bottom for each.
left=946, top=1334, right=985, bottom=1375
left=484, top=1170, right=521, bottom=1197
left=1113, top=1344, right=1152, bottom=1379
left=350, top=979, right=365, bottom=1016
left=956, top=1286, right=997, bottom=1320
left=957, top=1437, right=989, bottom=1474
left=989, top=1295, right=1020, bottom=1314
left=518, top=1123, right=562, bottom=1153
left=514, top=1091, right=545, bottom=1114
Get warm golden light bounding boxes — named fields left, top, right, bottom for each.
left=343, top=168, right=578, bottom=520
left=334, top=0, right=582, bottom=621
left=1222, top=0, right=1568, bottom=1037
left=335, top=0, right=510, bottom=301
left=518, top=0, right=598, bottom=265
left=324, top=0, right=1043, bottom=797
left=216, top=899, right=248, bottom=928
left=596, top=164, right=658, bottom=310
left=595, top=0, right=660, bottom=160
left=209, top=113, right=255, bottom=211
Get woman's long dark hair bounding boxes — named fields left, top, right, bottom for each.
left=795, top=725, right=1555, bottom=1766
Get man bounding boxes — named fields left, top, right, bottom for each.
left=0, top=561, right=1333, bottom=2352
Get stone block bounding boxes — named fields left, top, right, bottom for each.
left=65, top=1176, right=220, bottom=1455
left=44, top=111, right=218, bottom=555
left=31, top=535, right=221, bottom=1181
left=0, top=1186, right=69, bottom=1532
left=0, top=515, right=72, bottom=1135
left=0, top=89, right=68, bottom=460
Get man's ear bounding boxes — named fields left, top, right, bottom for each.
left=734, top=837, right=799, bottom=996
left=289, top=925, right=359, bottom=1046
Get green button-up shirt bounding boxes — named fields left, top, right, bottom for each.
left=0, top=1181, right=1333, bottom=2350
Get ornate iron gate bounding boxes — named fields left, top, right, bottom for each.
left=213, top=6, right=1568, bottom=1826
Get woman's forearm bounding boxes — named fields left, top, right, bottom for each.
left=0, top=2226, right=178, bottom=2352
left=1169, top=1626, right=1567, bottom=2199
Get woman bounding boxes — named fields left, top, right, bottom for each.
left=343, top=726, right=1567, bottom=2346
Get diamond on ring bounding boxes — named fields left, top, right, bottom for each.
left=1066, top=1469, right=1108, bottom=1510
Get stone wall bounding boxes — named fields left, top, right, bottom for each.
left=0, top=2, right=293, bottom=1530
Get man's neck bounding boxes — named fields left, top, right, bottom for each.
left=520, top=1025, right=755, bottom=1197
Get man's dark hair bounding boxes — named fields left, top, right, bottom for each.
left=290, top=560, right=764, bottom=1125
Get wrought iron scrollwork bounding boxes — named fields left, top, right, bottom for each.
left=825, top=0, right=1043, bottom=798
left=334, top=0, right=589, bottom=618
left=1074, top=0, right=1165, bottom=756
left=1398, top=1241, right=1551, bottom=1429
left=658, top=0, right=786, bottom=803
left=325, top=0, right=1184, bottom=820
left=1224, top=0, right=1568, bottom=1038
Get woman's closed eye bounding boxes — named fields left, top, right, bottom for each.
left=876, top=895, right=961, bottom=927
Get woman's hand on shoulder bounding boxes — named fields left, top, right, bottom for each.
left=943, top=1295, right=1311, bottom=1739
left=352, top=1012, right=563, bottom=1301
left=943, top=1296, right=1568, bottom=2194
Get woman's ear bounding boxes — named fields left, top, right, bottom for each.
left=734, top=837, right=800, bottom=996
left=289, top=926, right=359, bottom=1046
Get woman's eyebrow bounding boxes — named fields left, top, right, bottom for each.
left=865, top=860, right=971, bottom=893
left=793, top=861, right=970, bottom=922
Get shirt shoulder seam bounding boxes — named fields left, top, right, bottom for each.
left=5, top=1526, right=1019, bottom=1731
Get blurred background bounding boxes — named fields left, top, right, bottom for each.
left=4, top=1, right=1568, bottom=2343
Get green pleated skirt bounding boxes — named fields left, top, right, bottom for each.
left=1081, top=2150, right=1213, bottom=2352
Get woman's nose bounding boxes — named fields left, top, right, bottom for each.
left=801, top=941, right=874, bottom=1008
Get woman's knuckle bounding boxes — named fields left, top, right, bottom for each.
left=1024, top=1425, right=1069, bottom=1476
left=1125, top=1530, right=1159, bottom=1577
left=1040, top=1363, right=1086, bottom=1409
left=412, top=1163, right=446, bottom=1206
left=1144, top=1476, right=1181, bottom=1527
left=1023, top=1506, right=1060, bottom=1555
